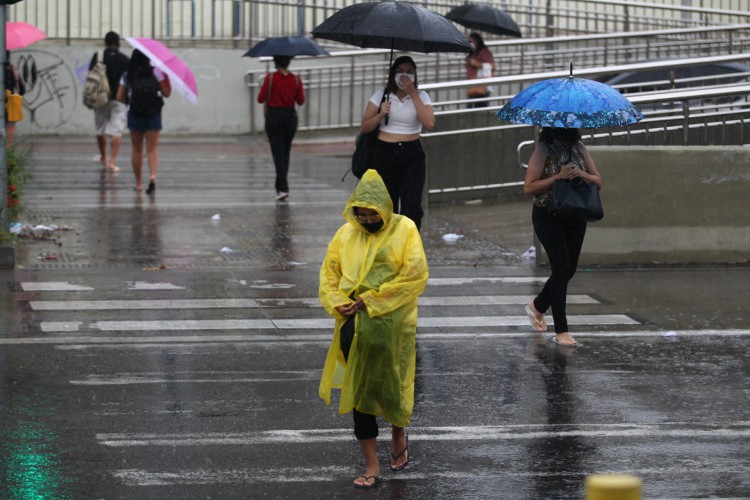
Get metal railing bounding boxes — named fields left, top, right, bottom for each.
left=8, top=0, right=750, bottom=45
left=242, top=26, right=750, bottom=133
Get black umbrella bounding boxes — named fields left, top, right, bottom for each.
left=243, top=35, right=330, bottom=58
left=312, top=1, right=472, bottom=65
left=445, top=3, right=522, bottom=38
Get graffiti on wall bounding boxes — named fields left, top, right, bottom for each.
left=12, top=50, right=78, bottom=129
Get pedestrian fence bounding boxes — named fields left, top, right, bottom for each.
left=9, top=0, right=750, bottom=45
left=244, top=25, right=750, bottom=134
left=419, top=56, right=750, bottom=197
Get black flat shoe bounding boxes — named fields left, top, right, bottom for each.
left=146, top=181, right=156, bottom=194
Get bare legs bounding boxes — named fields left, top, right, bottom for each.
left=97, top=134, right=122, bottom=171
left=353, top=438, right=380, bottom=488
left=352, top=425, right=408, bottom=487
left=129, top=129, right=160, bottom=191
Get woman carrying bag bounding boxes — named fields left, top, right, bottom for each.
left=523, top=127, right=602, bottom=347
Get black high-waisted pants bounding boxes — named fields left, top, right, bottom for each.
left=340, top=316, right=379, bottom=441
left=264, top=107, right=297, bottom=193
left=370, top=138, right=426, bottom=231
left=531, top=205, right=587, bottom=334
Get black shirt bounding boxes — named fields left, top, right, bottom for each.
left=89, top=47, right=130, bottom=100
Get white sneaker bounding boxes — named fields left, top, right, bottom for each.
left=276, top=192, right=289, bottom=201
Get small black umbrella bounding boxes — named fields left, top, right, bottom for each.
left=445, top=3, right=522, bottom=38
left=243, top=35, right=330, bottom=58
left=312, top=1, right=472, bottom=65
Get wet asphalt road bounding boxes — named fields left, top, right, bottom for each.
left=0, top=137, right=748, bottom=499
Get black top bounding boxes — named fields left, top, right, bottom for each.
left=89, top=47, right=130, bottom=100
left=4, top=63, right=25, bottom=95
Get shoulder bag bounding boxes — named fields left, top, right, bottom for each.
left=263, top=72, right=273, bottom=118
left=548, top=178, right=603, bottom=222
left=547, top=144, right=604, bottom=222
left=351, top=89, right=389, bottom=179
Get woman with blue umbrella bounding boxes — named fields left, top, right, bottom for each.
left=498, top=65, right=642, bottom=346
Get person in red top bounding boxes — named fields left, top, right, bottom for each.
left=465, top=32, right=496, bottom=108
left=257, top=56, right=305, bottom=201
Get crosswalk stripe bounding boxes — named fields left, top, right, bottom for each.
left=96, top=422, right=750, bottom=446
left=39, top=314, right=638, bottom=333
left=28, top=295, right=599, bottom=310
left=20, top=277, right=552, bottom=292
left=1, top=329, right=748, bottom=347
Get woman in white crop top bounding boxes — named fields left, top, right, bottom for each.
left=359, top=56, right=434, bottom=230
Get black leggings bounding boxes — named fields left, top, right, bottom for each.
left=370, top=138, right=426, bottom=231
left=532, top=205, right=587, bottom=334
left=340, top=316, right=379, bottom=441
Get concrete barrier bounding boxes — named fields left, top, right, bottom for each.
left=538, top=146, right=750, bottom=266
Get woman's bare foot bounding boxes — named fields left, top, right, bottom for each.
left=106, top=164, right=120, bottom=172
left=552, top=332, right=578, bottom=346
left=525, top=301, right=548, bottom=332
left=390, top=428, right=409, bottom=471
left=353, top=466, right=380, bottom=488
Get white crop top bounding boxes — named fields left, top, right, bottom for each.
left=369, top=87, right=432, bottom=135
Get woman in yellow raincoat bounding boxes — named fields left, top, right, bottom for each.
left=319, top=169, right=428, bottom=489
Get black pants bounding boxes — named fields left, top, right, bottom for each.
left=371, top=139, right=426, bottom=231
left=264, top=107, right=297, bottom=193
left=532, top=205, right=587, bottom=334
left=340, top=316, right=379, bottom=441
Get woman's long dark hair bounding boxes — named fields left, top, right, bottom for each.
left=126, top=49, right=154, bottom=85
left=469, top=32, right=487, bottom=54
left=386, top=55, right=418, bottom=94
left=539, top=127, right=581, bottom=145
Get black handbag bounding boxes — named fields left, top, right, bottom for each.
left=351, top=90, right=390, bottom=179
left=548, top=178, right=604, bottom=221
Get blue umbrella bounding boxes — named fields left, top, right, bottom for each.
left=243, top=36, right=330, bottom=57
left=497, top=65, right=644, bottom=128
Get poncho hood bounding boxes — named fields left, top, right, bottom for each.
left=343, top=169, right=394, bottom=229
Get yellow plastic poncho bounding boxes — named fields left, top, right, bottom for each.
left=319, top=169, right=429, bottom=428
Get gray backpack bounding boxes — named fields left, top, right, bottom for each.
left=82, top=50, right=111, bottom=109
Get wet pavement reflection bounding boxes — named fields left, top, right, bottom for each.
left=1, top=138, right=748, bottom=498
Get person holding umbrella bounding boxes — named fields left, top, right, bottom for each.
left=465, top=32, right=495, bottom=108
left=523, top=127, right=602, bottom=347
left=256, top=55, right=305, bottom=201
left=116, top=49, right=171, bottom=194
left=360, top=56, right=434, bottom=231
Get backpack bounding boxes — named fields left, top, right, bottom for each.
left=82, top=50, right=111, bottom=109
left=129, top=71, right=164, bottom=117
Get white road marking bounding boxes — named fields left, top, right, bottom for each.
left=20, top=282, right=94, bottom=291
left=97, top=422, right=750, bottom=447
left=1, top=329, right=745, bottom=348
left=127, top=281, right=185, bottom=290
left=428, top=277, right=548, bottom=285
left=39, top=314, right=637, bottom=332
left=28, top=295, right=599, bottom=310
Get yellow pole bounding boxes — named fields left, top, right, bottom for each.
left=586, top=474, right=642, bottom=500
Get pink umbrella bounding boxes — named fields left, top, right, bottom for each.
left=125, top=37, right=198, bottom=104
left=6, top=22, right=46, bottom=50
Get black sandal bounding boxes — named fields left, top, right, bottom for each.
left=146, top=181, right=156, bottom=194
left=353, top=475, right=379, bottom=489
left=390, top=434, right=409, bottom=472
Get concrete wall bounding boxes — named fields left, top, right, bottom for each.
left=540, top=146, right=750, bottom=266
left=12, top=45, right=264, bottom=137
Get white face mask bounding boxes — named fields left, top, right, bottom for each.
left=395, top=72, right=415, bottom=90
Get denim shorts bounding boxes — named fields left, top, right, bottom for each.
left=127, top=110, right=162, bottom=132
